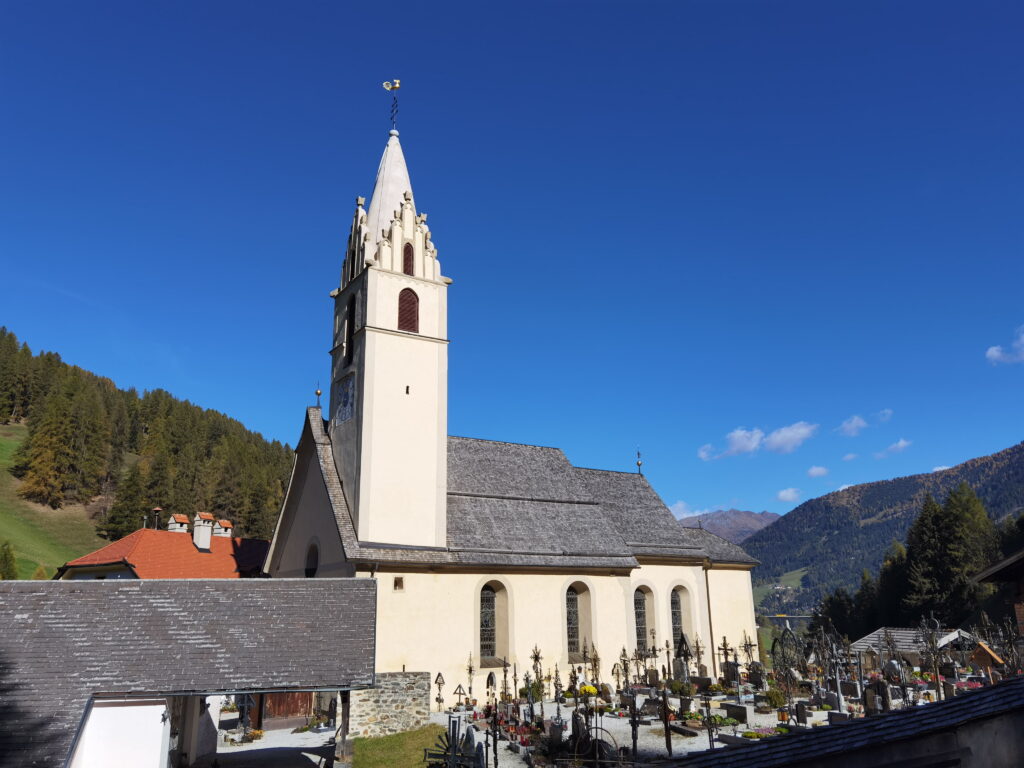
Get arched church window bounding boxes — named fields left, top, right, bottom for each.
left=403, top=243, right=415, bottom=276
left=671, top=588, right=683, bottom=656
left=566, top=586, right=580, bottom=654
left=398, top=288, right=419, bottom=333
left=305, top=543, right=319, bottom=578
left=479, top=581, right=508, bottom=664
left=634, top=588, right=649, bottom=652
left=480, top=585, right=496, bottom=657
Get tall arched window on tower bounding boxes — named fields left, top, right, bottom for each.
left=566, top=586, right=580, bottom=654
left=479, top=581, right=508, bottom=664
left=403, top=243, right=415, bottom=276
left=634, top=587, right=653, bottom=653
left=398, top=288, right=419, bottom=333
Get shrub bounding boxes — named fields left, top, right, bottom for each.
left=764, top=688, right=787, bottom=708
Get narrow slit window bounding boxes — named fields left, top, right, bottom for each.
left=566, top=586, right=580, bottom=654
left=634, top=589, right=648, bottom=652
left=480, top=585, right=496, bottom=658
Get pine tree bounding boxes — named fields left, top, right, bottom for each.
left=103, top=463, right=147, bottom=540
left=0, top=541, right=17, bottom=580
left=30, top=565, right=48, bottom=580
left=16, top=377, right=76, bottom=507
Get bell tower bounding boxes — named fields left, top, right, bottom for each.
left=328, top=129, right=450, bottom=548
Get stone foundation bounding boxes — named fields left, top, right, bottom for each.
left=348, top=671, right=430, bottom=738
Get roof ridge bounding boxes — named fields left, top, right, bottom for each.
left=448, top=435, right=564, bottom=451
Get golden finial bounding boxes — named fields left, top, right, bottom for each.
left=383, top=79, right=401, bottom=130
left=315, top=382, right=322, bottom=408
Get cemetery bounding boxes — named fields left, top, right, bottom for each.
left=418, top=617, right=1024, bottom=767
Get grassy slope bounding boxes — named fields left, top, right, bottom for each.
left=0, top=424, right=104, bottom=578
left=752, top=567, right=807, bottom=609
left=353, top=725, right=445, bottom=768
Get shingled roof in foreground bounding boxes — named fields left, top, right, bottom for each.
left=659, top=675, right=1024, bottom=768
left=0, top=578, right=376, bottom=767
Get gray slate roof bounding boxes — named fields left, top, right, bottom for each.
left=300, top=408, right=756, bottom=570
left=660, top=674, right=1024, bottom=768
left=0, top=579, right=376, bottom=767
left=850, top=627, right=972, bottom=654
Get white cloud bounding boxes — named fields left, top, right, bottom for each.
left=777, top=487, right=801, bottom=503
left=932, top=465, right=951, bottom=473
left=697, top=444, right=714, bottom=462
left=807, top=465, right=829, bottom=478
left=838, top=415, right=868, bottom=436
left=670, top=500, right=711, bottom=519
left=875, top=437, right=912, bottom=459
left=723, top=427, right=765, bottom=456
left=838, top=484, right=853, bottom=491
left=986, top=326, right=1024, bottom=364
left=764, top=421, right=818, bottom=453
left=877, top=408, right=894, bottom=422
left=842, top=453, right=858, bottom=461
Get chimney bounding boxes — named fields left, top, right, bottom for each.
left=192, top=512, right=214, bottom=551
left=167, top=514, right=190, bottom=533
left=213, top=519, right=233, bottom=538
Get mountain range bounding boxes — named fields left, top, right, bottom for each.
left=742, top=440, right=1024, bottom=612
left=678, top=508, right=780, bottom=543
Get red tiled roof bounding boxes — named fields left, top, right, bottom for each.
left=171, top=514, right=189, bottom=524
left=196, top=512, right=215, bottom=521
left=217, top=519, right=233, bottom=528
left=61, top=529, right=270, bottom=579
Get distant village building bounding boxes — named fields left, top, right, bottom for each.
left=263, top=128, right=760, bottom=723
left=55, top=513, right=268, bottom=580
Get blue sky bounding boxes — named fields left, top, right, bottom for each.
left=2, top=1, right=1022, bottom=517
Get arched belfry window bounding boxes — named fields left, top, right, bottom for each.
left=479, top=581, right=508, bottom=665
left=398, top=288, right=419, bottom=333
left=402, top=243, right=415, bottom=276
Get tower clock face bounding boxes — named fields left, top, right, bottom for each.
left=337, top=375, right=355, bottom=423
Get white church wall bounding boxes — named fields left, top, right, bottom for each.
left=266, top=441, right=351, bottom=578
left=367, top=563, right=729, bottom=700
left=705, top=567, right=758, bottom=662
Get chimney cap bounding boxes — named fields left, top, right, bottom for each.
left=196, top=512, right=215, bottom=522
left=217, top=519, right=233, bottom=528
left=171, top=514, right=189, bottom=524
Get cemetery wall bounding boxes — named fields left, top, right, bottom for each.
left=348, top=671, right=430, bottom=738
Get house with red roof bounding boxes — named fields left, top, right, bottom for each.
left=55, top=513, right=269, bottom=580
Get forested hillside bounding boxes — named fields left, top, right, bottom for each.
left=679, top=509, right=779, bottom=543
left=746, top=440, right=1024, bottom=612
left=0, top=327, right=293, bottom=541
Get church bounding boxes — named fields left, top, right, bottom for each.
left=263, top=127, right=758, bottom=713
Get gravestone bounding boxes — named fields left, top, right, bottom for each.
left=599, top=683, right=613, bottom=702
left=824, top=691, right=840, bottom=711
left=698, top=664, right=708, bottom=677
left=640, top=697, right=662, bottom=717
left=620, top=693, right=635, bottom=711
left=691, top=676, right=712, bottom=692
left=548, top=720, right=563, bottom=747
left=864, top=689, right=879, bottom=716
left=942, top=681, right=957, bottom=700
left=672, top=659, right=688, bottom=681
left=827, top=711, right=850, bottom=725
left=748, top=662, right=766, bottom=690
left=840, top=680, right=860, bottom=699
left=723, top=703, right=748, bottom=724
left=722, top=661, right=741, bottom=686
left=646, top=668, right=660, bottom=687
left=795, top=701, right=808, bottom=725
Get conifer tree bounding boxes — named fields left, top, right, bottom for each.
left=0, top=541, right=17, bottom=580
left=31, top=565, right=48, bottom=580
left=102, top=463, right=146, bottom=540
left=16, top=378, right=75, bottom=507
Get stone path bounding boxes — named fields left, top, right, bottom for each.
left=208, top=727, right=336, bottom=767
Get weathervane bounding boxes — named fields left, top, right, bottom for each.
left=382, top=79, right=401, bottom=129
left=315, top=382, right=322, bottom=408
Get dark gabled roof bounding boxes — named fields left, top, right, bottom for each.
left=294, top=407, right=756, bottom=570
left=0, top=579, right=376, bottom=767
left=663, top=675, right=1024, bottom=768
left=973, top=546, right=1024, bottom=584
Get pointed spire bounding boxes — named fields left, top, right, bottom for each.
left=365, top=129, right=415, bottom=246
